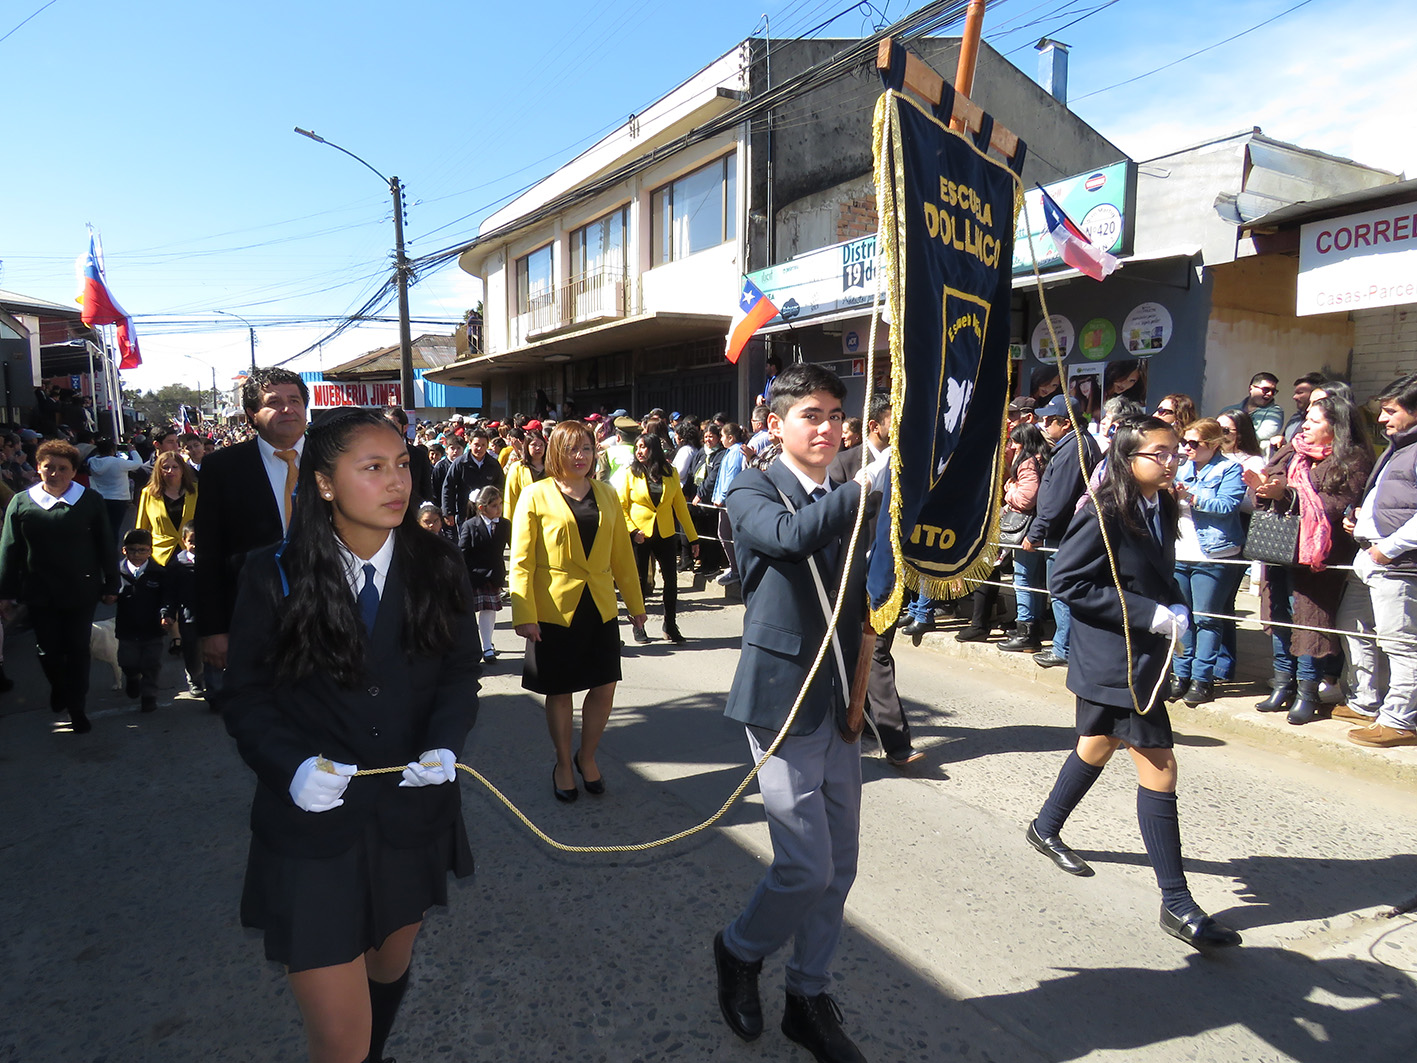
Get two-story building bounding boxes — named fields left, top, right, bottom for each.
left=426, top=35, right=1125, bottom=421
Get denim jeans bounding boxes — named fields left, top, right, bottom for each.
left=1013, top=547, right=1047, bottom=624
left=1267, top=565, right=1322, bottom=681
left=1045, top=545, right=1071, bottom=658
left=1173, top=560, right=1243, bottom=683
left=908, top=594, right=940, bottom=623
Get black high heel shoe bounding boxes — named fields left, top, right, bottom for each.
left=574, top=750, right=606, bottom=795
left=552, top=765, right=578, bottom=803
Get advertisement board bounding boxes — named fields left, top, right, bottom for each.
left=1012, top=160, right=1136, bottom=274
left=749, top=233, right=881, bottom=325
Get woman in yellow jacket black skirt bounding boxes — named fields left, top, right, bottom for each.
left=619, top=432, right=698, bottom=644
left=225, top=408, right=481, bottom=1063
left=511, top=420, right=647, bottom=803
left=1026, top=416, right=1242, bottom=951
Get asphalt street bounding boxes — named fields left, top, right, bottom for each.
left=2, top=578, right=1415, bottom=1062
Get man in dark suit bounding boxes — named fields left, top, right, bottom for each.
left=195, top=368, right=309, bottom=680
left=441, top=426, right=503, bottom=520
left=827, top=393, right=921, bottom=769
left=714, top=363, right=871, bottom=1063
left=1024, top=394, right=1101, bottom=668
left=385, top=406, right=434, bottom=506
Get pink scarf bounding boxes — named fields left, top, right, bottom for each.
left=1287, top=438, right=1333, bottom=571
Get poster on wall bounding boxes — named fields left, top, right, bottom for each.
left=1067, top=363, right=1104, bottom=422
left=1031, top=313, right=1074, bottom=363
left=1079, top=317, right=1116, bottom=361
left=1121, top=302, right=1173, bottom=355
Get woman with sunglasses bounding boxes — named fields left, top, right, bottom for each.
left=224, top=408, right=481, bottom=1063
left=1026, top=416, right=1241, bottom=950
left=1153, top=394, right=1197, bottom=433
left=1168, top=419, right=1248, bottom=705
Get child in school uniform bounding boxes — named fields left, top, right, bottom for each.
left=713, top=363, right=875, bottom=1062
left=459, top=486, right=510, bottom=664
left=116, top=527, right=174, bottom=713
left=167, top=520, right=208, bottom=701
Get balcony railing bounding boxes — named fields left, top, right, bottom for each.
left=515, top=267, right=634, bottom=345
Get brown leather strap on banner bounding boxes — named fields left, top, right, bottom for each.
left=844, top=618, right=876, bottom=742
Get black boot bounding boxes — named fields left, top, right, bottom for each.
left=365, top=968, right=410, bottom=1063
left=998, top=621, right=1041, bottom=653
left=1287, top=680, right=1328, bottom=725
left=781, top=991, right=866, bottom=1063
left=1167, top=675, right=1188, bottom=701
left=1254, top=674, right=1296, bottom=712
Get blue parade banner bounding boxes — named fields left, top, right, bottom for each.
left=867, top=88, right=1023, bottom=629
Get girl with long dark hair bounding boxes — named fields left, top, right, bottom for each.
left=224, top=408, right=480, bottom=1063
left=1026, top=416, right=1242, bottom=950
left=620, top=431, right=699, bottom=644
left=997, top=423, right=1052, bottom=652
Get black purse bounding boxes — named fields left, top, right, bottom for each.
left=1243, top=495, right=1300, bottom=565
left=998, top=507, right=1034, bottom=546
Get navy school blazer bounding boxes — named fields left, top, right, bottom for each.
left=223, top=545, right=482, bottom=858
left=722, top=461, right=867, bottom=736
left=1049, top=499, right=1185, bottom=710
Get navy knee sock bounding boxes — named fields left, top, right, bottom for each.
left=366, top=968, right=410, bottom=1063
left=1136, top=786, right=1199, bottom=918
left=1035, top=752, right=1104, bottom=838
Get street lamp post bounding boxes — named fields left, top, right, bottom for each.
left=294, top=127, right=415, bottom=417
left=214, top=309, right=257, bottom=372
left=178, top=353, right=220, bottom=425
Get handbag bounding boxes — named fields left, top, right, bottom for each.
left=998, top=507, right=1034, bottom=547
left=1243, top=496, right=1300, bottom=565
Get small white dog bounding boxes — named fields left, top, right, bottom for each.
left=90, top=618, right=124, bottom=691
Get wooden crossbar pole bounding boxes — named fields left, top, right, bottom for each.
left=875, top=37, right=1021, bottom=163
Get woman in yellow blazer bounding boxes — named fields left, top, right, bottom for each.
left=619, top=432, right=698, bottom=646
left=504, top=426, right=548, bottom=526
left=134, top=451, right=198, bottom=565
left=511, top=420, right=647, bottom=803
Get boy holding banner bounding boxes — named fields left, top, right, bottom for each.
left=713, top=362, right=874, bottom=1063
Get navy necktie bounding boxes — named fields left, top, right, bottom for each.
left=357, top=563, right=379, bottom=632
left=809, top=486, right=842, bottom=582
left=1147, top=505, right=1164, bottom=546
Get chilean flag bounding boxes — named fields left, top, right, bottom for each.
left=77, top=233, right=142, bottom=369
left=1040, top=188, right=1120, bottom=282
left=725, top=276, right=779, bottom=365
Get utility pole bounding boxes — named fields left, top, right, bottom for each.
left=390, top=176, right=414, bottom=414
left=295, top=127, right=416, bottom=418
left=215, top=309, right=257, bottom=372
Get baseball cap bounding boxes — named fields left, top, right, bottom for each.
left=1008, top=396, right=1037, bottom=415
left=610, top=408, right=628, bottom=419
left=1036, top=394, right=1083, bottom=422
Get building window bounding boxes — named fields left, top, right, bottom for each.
left=651, top=153, right=736, bottom=266
left=571, top=207, right=627, bottom=279
left=516, top=243, right=554, bottom=315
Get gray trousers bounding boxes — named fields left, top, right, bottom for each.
left=1337, top=551, right=1417, bottom=731
left=723, top=715, right=862, bottom=997
left=118, top=636, right=164, bottom=700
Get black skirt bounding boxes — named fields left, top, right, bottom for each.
left=521, top=588, right=622, bottom=695
left=1075, top=693, right=1174, bottom=749
left=240, top=813, right=474, bottom=973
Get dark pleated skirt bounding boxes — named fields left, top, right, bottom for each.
left=240, top=814, right=474, bottom=973
left=1075, top=694, right=1174, bottom=749
left=521, top=588, right=622, bottom=695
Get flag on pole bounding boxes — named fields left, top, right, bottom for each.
left=76, top=232, right=142, bottom=369
left=724, top=276, right=779, bottom=364
left=1040, top=187, right=1120, bottom=282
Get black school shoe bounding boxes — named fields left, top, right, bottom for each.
left=1160, top=905, right=1242, bottom=950
left=713, top=932, right=762, bottom=1041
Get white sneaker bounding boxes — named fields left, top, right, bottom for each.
left=715, top=570, right=739, bottom=586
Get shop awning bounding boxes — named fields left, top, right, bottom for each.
left=423, top=311, right=731, bottom=385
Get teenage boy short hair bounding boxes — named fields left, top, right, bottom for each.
left=124, top=528, right=154, bottom=549
left=179, top=521, right=197, bottom=541
left=768, top=363, right=847, bottom=419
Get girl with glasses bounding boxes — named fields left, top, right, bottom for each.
left=1027, top=416, right=1242, bottom=950
left=1169, top=419, right=1248, bottom=706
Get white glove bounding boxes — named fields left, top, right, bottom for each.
left=400, top=748, right=458, bottom=788
left=289, top=755, right=357, bottom=812
left=1148, top=603, right=1189, bottom=638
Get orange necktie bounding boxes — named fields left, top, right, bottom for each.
left=275, top=448, right=299, bottom=526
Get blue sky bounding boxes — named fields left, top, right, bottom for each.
left=4, top=0, right=1413, bottom=395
